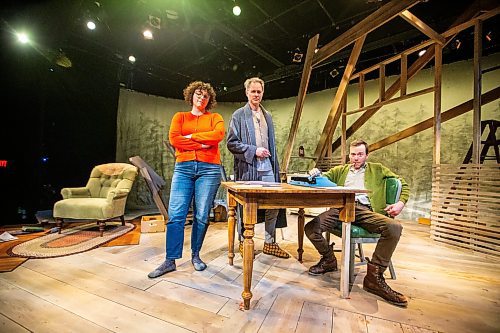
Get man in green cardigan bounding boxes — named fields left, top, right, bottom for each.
left=305, top=139, right=409, bottom=307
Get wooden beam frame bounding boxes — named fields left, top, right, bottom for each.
left=285, top=1, right=498, bottom=170
left=368, top=87, right=500, bottom=152
left=350, top=6, right=499, bottom=80
left=331, top=44, right=438, bottom=153
left=399, top=10, right=446, bottom=45
left=281, top=34, right=319, bottom=171
left=345, top=87, right=434, bottom=115
left=312, top=0, right=419, bottom=66
left=313, top=36, right=366, bottom=161
left=330, top=4, right=499, bottom=153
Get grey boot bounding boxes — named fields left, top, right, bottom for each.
left=192, top=252, right=207, bottom=271
left=148, top=259, right=176, bottom=278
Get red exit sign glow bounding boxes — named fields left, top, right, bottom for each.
left=0, top=160, right=7, bottom=168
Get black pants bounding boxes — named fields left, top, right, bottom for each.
left=304, top=204, right=402, bottom=267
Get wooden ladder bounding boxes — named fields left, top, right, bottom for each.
left=462, top=119, right=500, bottom=164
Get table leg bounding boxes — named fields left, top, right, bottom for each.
left=339, top=194, right=355, bottom=299
left=340, top=222, right=351, bottom=298
left=242, top=200, right=257, bottom=310
left=227, top=197, right=236, bottom=266
left=297, top=208, right=305, bottom=262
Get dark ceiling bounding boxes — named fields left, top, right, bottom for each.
left=1, top=0, right=499, bottom=102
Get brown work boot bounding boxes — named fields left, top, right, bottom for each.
left=363, top=260, right=408, bottom=307
left=263, top=242, right=290, bottom=258
left=308, top=252, right=338, bottom=275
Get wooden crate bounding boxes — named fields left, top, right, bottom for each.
left=140, top=215, right=165, bottom=233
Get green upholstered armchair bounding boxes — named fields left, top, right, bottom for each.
left=53, top=163, right=138, bottom=236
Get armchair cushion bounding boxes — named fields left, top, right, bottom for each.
left=61, top=187, right=91, bottom=199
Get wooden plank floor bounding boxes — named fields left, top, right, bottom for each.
left=0, top=213, right=499, bottom=333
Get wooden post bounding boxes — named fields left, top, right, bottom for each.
left=341, top=92, right=347, bottom=164
left=433, top=43, right=442, bottom=165
left=401, top=53, right=407, bottom=96
left=358, top=73, right=365, bottom=108
left=472, top=19, right=482, bottom=164
left=379, top=64, right=386, bottom=102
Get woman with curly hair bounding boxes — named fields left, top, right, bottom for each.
left=149, top=81, right=225, bottom=278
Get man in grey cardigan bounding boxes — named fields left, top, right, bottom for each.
left=226, top=77, right=289, bottom=258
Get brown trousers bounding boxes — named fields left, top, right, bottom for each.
left=304, top=204, right=402, bottom=267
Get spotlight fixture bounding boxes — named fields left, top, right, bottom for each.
left=148, top=15, right=161, bottom=29
left=292, top=48, right=303, bottom=63
left=86, top=20, right=96, bottom=30
left=143, top=29, right=153, bottom=40
left=55, top=50, right=72, bottom=68
left=128, top=55, right=136, bottom=63
left=232, top=1, right=241, bottom=16
left=418, top=49, right=426, bottom=57
left=486, top=31, right=492, bottom=42
left=453, top=39, right=461, bottom=50
left=165, top=9, right=179, bottom=20
left=329, top=68, right=339, bottom=78
left=16, top=32, right=29, bottom=44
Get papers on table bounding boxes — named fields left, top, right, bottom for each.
left=233, top=181, right=282, bottom=188
left=0, top=232, right=18, bottom=242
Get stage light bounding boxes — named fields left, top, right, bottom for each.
left=16, top=32, right=29, bottom=44
left=486, top=31, right=492, bottom=42
left=292, top=50, right=303, bottom=63
left=329, top=68, right=339, bottom=78
left=143, top=29, right=153, bottom=40
left=165, top=9, right=179, bottom=20
left=86, top=20, right=96, bottom=30
left=453, top=39, right=461, bottom=50
left=232, top=3, right=241, bottom=16
left=418, top=49, right=426, bottom=57
left=148, top=15, right=161, bottom=29
left=55, top=51, right=72, bottom=68
left=128, top=55, right=136, bottom=63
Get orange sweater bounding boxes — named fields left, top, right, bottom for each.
left=169, top=111, right=225, bottom=164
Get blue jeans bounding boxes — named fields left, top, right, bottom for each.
left=166, top=161, right=221, bottom=259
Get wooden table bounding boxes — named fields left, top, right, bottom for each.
left=222, top=181, right=367, bottom=310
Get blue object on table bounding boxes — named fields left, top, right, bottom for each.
left=288, top=175, right=337, bottom=188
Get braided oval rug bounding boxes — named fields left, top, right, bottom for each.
left=9, top=222, right=135, bottom=258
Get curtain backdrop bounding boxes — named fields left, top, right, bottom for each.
left=117, top=53, right=500, bottom=220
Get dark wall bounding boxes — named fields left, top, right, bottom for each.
left=0, top=28, right=120, bottom=225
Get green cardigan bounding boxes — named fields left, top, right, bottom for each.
left=323, top=162, right=410, bottom=216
